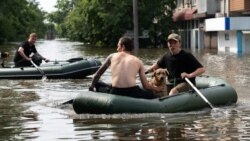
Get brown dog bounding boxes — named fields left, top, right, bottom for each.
left=149, top=68, right=169, bottom=97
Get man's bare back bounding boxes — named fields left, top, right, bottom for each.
left=89, top=36, right=162, bottom=96
left=110, top=52, right=142, bottom=88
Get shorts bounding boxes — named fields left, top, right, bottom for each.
left=110, top=86, right=154, bottom=99
left=174, top=82, right=192, bottom=93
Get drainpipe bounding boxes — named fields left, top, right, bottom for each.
left=224, top=0, right=228, bottom=17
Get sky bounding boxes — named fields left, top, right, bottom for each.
left=36, top=0, right=57, bottom=12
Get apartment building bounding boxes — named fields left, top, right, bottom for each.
left=173, top=0, right=250, bottom=54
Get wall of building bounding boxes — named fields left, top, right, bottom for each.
left=205, top=17, right=250, bottom=53
left=218, top=31, right=238, bottom=53
left=197, top=0, right=219, bottom=15
left=243, top=33, right=250, bottom=53
left=173, top=0, right=250, bottom=54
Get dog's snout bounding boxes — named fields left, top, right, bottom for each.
left=160, top=77, right=165, bottom=81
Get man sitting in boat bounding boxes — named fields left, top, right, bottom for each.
left=13, top=33, right=49, bottom=67
left=145, top=33, right=205, bottom=96
left=89, top=36, right=163, bottom=99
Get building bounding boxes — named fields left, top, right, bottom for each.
left=173, top=0, right=250, bottom=54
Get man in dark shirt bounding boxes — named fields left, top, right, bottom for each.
left=14, top=33, right=49, bottom=67
left=145, top=33, right=205, bottom=95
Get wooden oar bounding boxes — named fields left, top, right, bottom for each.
left=185, top=77, right=215, bottom=109
left=30, top=60, right=47, bottom=81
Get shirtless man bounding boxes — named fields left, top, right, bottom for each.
left=89, top=37, right=162, bottom=99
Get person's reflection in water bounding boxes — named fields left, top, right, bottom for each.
left=139, top=124, right=185, bottom=140
left=72, top=117, right=186, bottom=140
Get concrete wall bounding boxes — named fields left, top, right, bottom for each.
left=206, top=17, right=250, bottom=32
left=243, top=33, right=250, bottom=53
left=197, top=0, right=219, bottom=14
left=218, top=31, right=238, bottom=53
left=205, top=17, right=227, bottom=31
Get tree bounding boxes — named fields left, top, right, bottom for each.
left=0, top=0, right=47, bottom=43
left=49, top=0, right=176, bottom=47
left=47, top=0, right=74, bottom=38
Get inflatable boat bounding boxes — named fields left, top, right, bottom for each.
left=0, top=58, right=101, bottom=79
left=72, top=76, right=238, bottom=114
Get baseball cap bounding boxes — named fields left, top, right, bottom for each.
left=167, top=33, right=181, bottom=42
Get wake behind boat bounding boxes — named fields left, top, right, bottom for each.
left=72, top=76, right=238, bottom=114
left=0, top=58, right=101, bottom=79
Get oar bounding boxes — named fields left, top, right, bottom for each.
left=185, top=77, right=215, bottom=109
left=50, top=57, right=84, bottom=63
left=30, top=60, right=47, bottom=81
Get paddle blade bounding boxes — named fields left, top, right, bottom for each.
left=67, top=57, right=84, bottom=63
left=41, top=75, right=47, bottom=81
left=51, top=57, right=84, bottom=64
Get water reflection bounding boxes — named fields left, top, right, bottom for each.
left=71, top=109, right=250, bottom=140
left=0, top=87, right=38, bottom=140
left=0, top=40, right=250, bottom=140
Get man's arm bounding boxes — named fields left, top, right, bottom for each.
left=36, top=53, right=49, bottom=62
left=181, top=67, right=205, bottom=79
left=89, top=54, right=112, bottom=91
left=139, top=61, right=163, bottom=92
left=145, top=63, right=159, bottom=74
left=18, top=47, right=31, bottom=61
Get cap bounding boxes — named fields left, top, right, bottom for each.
left=167, top=33, right=181, bottom=42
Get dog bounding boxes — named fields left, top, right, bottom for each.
left=1, top=52, right=10, bottom=67
left=149, top=68, right=169, bottom=97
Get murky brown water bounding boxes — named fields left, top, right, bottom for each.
left=0, top=40, right=250, bottom=140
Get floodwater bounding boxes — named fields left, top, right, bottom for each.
left=0, top=39, right=250, bottom=141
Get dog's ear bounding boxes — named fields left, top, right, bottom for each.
left=152, top=71, right=156, bottom=78
left=152, top=69, right=156, bottom=78
left=164, top=69, right=170, bottom=76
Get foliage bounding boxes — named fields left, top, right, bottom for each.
left=47, top=0, right=74, bottom=38
left=0, top=0, right=46, bottom=43
left=48, top=0, right=176, bottom=47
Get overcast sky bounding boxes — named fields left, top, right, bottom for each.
left=36, top=0, right=57, bottom=12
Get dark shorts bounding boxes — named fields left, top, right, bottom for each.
left=14, top=54, right=42, bottom=67
left=14, top=59, right=32, bottom=67
left=174, top=82, right=192, bottom=93
left=110, top=86, right=155, bottom=99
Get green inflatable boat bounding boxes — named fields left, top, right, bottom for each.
left=0, top=58, right=101, bottom=79
left=73, top=76, right=238, bottom=114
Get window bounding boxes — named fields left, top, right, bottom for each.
left=176, top=0, right=184, bottom=8
left=225, top=33, right=229, bottom=40
left=191, top=0, right=197, bottom=6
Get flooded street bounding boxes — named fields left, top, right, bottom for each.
left=0, top=40, right=250, bottom=140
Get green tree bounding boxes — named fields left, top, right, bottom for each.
left=49, top=0, right=176, bottom=47
left=139, top=0, right=176, bottom=47
left=64, top=0, right=133, bottom=46
left=47, top=0, right=74, bottom=38
left=0, top=0, right=46, bottom=43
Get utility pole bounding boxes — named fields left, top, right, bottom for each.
left=133, top=0, right=139, bottom=49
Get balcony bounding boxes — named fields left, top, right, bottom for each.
left=230, top=0, right=250, bottom=12
left=173, top=8, right=197, bottom=21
